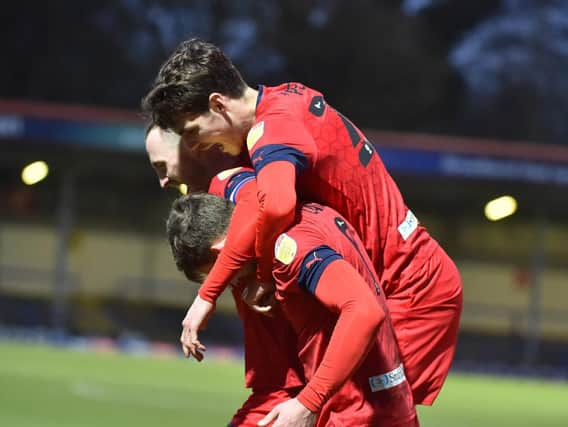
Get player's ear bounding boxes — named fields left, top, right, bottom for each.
left=208, top=93, right=226, bottom=114
left=210, top=237, right=226, bottom=254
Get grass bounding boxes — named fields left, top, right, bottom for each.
left=1, top=342, right=567, bottom=426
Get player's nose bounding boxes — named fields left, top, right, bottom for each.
left=159, top=176, right=170, bottom=188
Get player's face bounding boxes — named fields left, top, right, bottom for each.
left=145, top=126, right=237, bottom=192
left=174, top=94, right=246, bottom=157
left=146, top=127, right=182, bottom=189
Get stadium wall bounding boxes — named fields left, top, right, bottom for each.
left=1, top=219, right=567, bottom=341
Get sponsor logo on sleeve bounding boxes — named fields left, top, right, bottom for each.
left=369, top=364, right=406, bottom=392
left=274, top=233, right=297, bottom=265
left=398, top=210, right=419, bottom=241
left=246, top=121, right=265, bottom=151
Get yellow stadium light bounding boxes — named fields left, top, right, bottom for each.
left=21, top=161, right=49, bottom=185
left=484, top=195, right=518, bottom=221
left=178, top=184, right=188, bottom=195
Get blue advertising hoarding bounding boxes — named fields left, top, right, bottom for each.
left=2, top=109, right=568, bottom=186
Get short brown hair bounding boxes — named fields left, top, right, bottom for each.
left=166, top=193, right=233, bottom=281
left=142, top=38, right=247, bottom=130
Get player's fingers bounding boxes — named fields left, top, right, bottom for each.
left=192, top=342, right=206, bottom=353
left=242, top=281, right=264, bottom=304
left=188, top=338, right=207, bottom=361
left=257, top=407, right=279, bottom=426
left=180, top=342, right=189, bottom=358
left=241, top=288, right=256, bottom=309
left=180, top=329, right=190, bottom=358
left=187, top=341, right=198, bottom=360
left=180, top=327, right=191, bottom=358
left=251, top=283, right=270, bottom=304
left=187, top=330, right=203, bottom=359
left=192, top=348, right=204, bottom=362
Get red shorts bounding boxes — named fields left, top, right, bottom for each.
left=229, top=387, right=302, bottom=426
left=387, top=244, right=463, bottom=405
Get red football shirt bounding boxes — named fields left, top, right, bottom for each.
left=197, top=83, right=442, bottom=302
left=271, top=203, right=416, bottom=426
left=248, top=83, right=437, bottom=295
left=208, top=170, right=304, bottom=392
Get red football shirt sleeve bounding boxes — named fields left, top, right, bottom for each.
left=207, top=173, right=229, bottom=198
left=199, top=169, right=258, bottom=302
left=296, top=258, right=385, bottom=413
left=254, top=161, right=297, bottom=281
left=247, top=110, right=317, bottom=282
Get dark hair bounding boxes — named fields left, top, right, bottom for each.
left=166, top=193, right=234, bottom=281
left=142, top=38, right=248, bottom=130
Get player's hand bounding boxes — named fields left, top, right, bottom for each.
left=257, top=398, right=316, bottom=427
left=242, top=281, right=276, bottom=315
left=180, top=294, right=215, bottom=362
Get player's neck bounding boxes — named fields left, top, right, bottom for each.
left=223, top=86, right=258, bottom=145
left=242, top=86, right=259, bottom=122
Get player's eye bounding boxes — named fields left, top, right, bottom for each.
left=153, top=162, right=167, bottom=176
left=181, top=127, right=199, bottom=148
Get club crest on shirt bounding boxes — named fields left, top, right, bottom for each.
left=274, top=233, right=297, bottom=265
left=247, top=121, right=265, bottom=151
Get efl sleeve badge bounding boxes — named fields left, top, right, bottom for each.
left=274, top=233, right=297, bottom=265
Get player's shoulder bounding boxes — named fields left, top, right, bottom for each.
left=273, top=224, right=344, bottom=295
left=258, top=83, right=322, bottom=113
left=273, top=205, right=329, bottom=267
left=208, top=167, right=255, bottom=201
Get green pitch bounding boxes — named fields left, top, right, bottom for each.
left=1, top=342, right=567, bottom=427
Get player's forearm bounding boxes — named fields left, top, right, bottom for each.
left=198, top=249, right=249, bottom=302
left=199, top=186, right=258, bottom=302
left=255, top=161, right=297, bottom=281
left=297, top=261, right=385, bottom=412
left=297, top=307, right=381, bottom=412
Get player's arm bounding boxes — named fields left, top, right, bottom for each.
left=297, top=256, right=385, bottom=412
left=198, top=169, right=258, bottom=302
left=180, top=170, right=261, bottom=361
left=255, top=161, right=298, bottom=281
left=249, top=114, right=315, bottom=283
